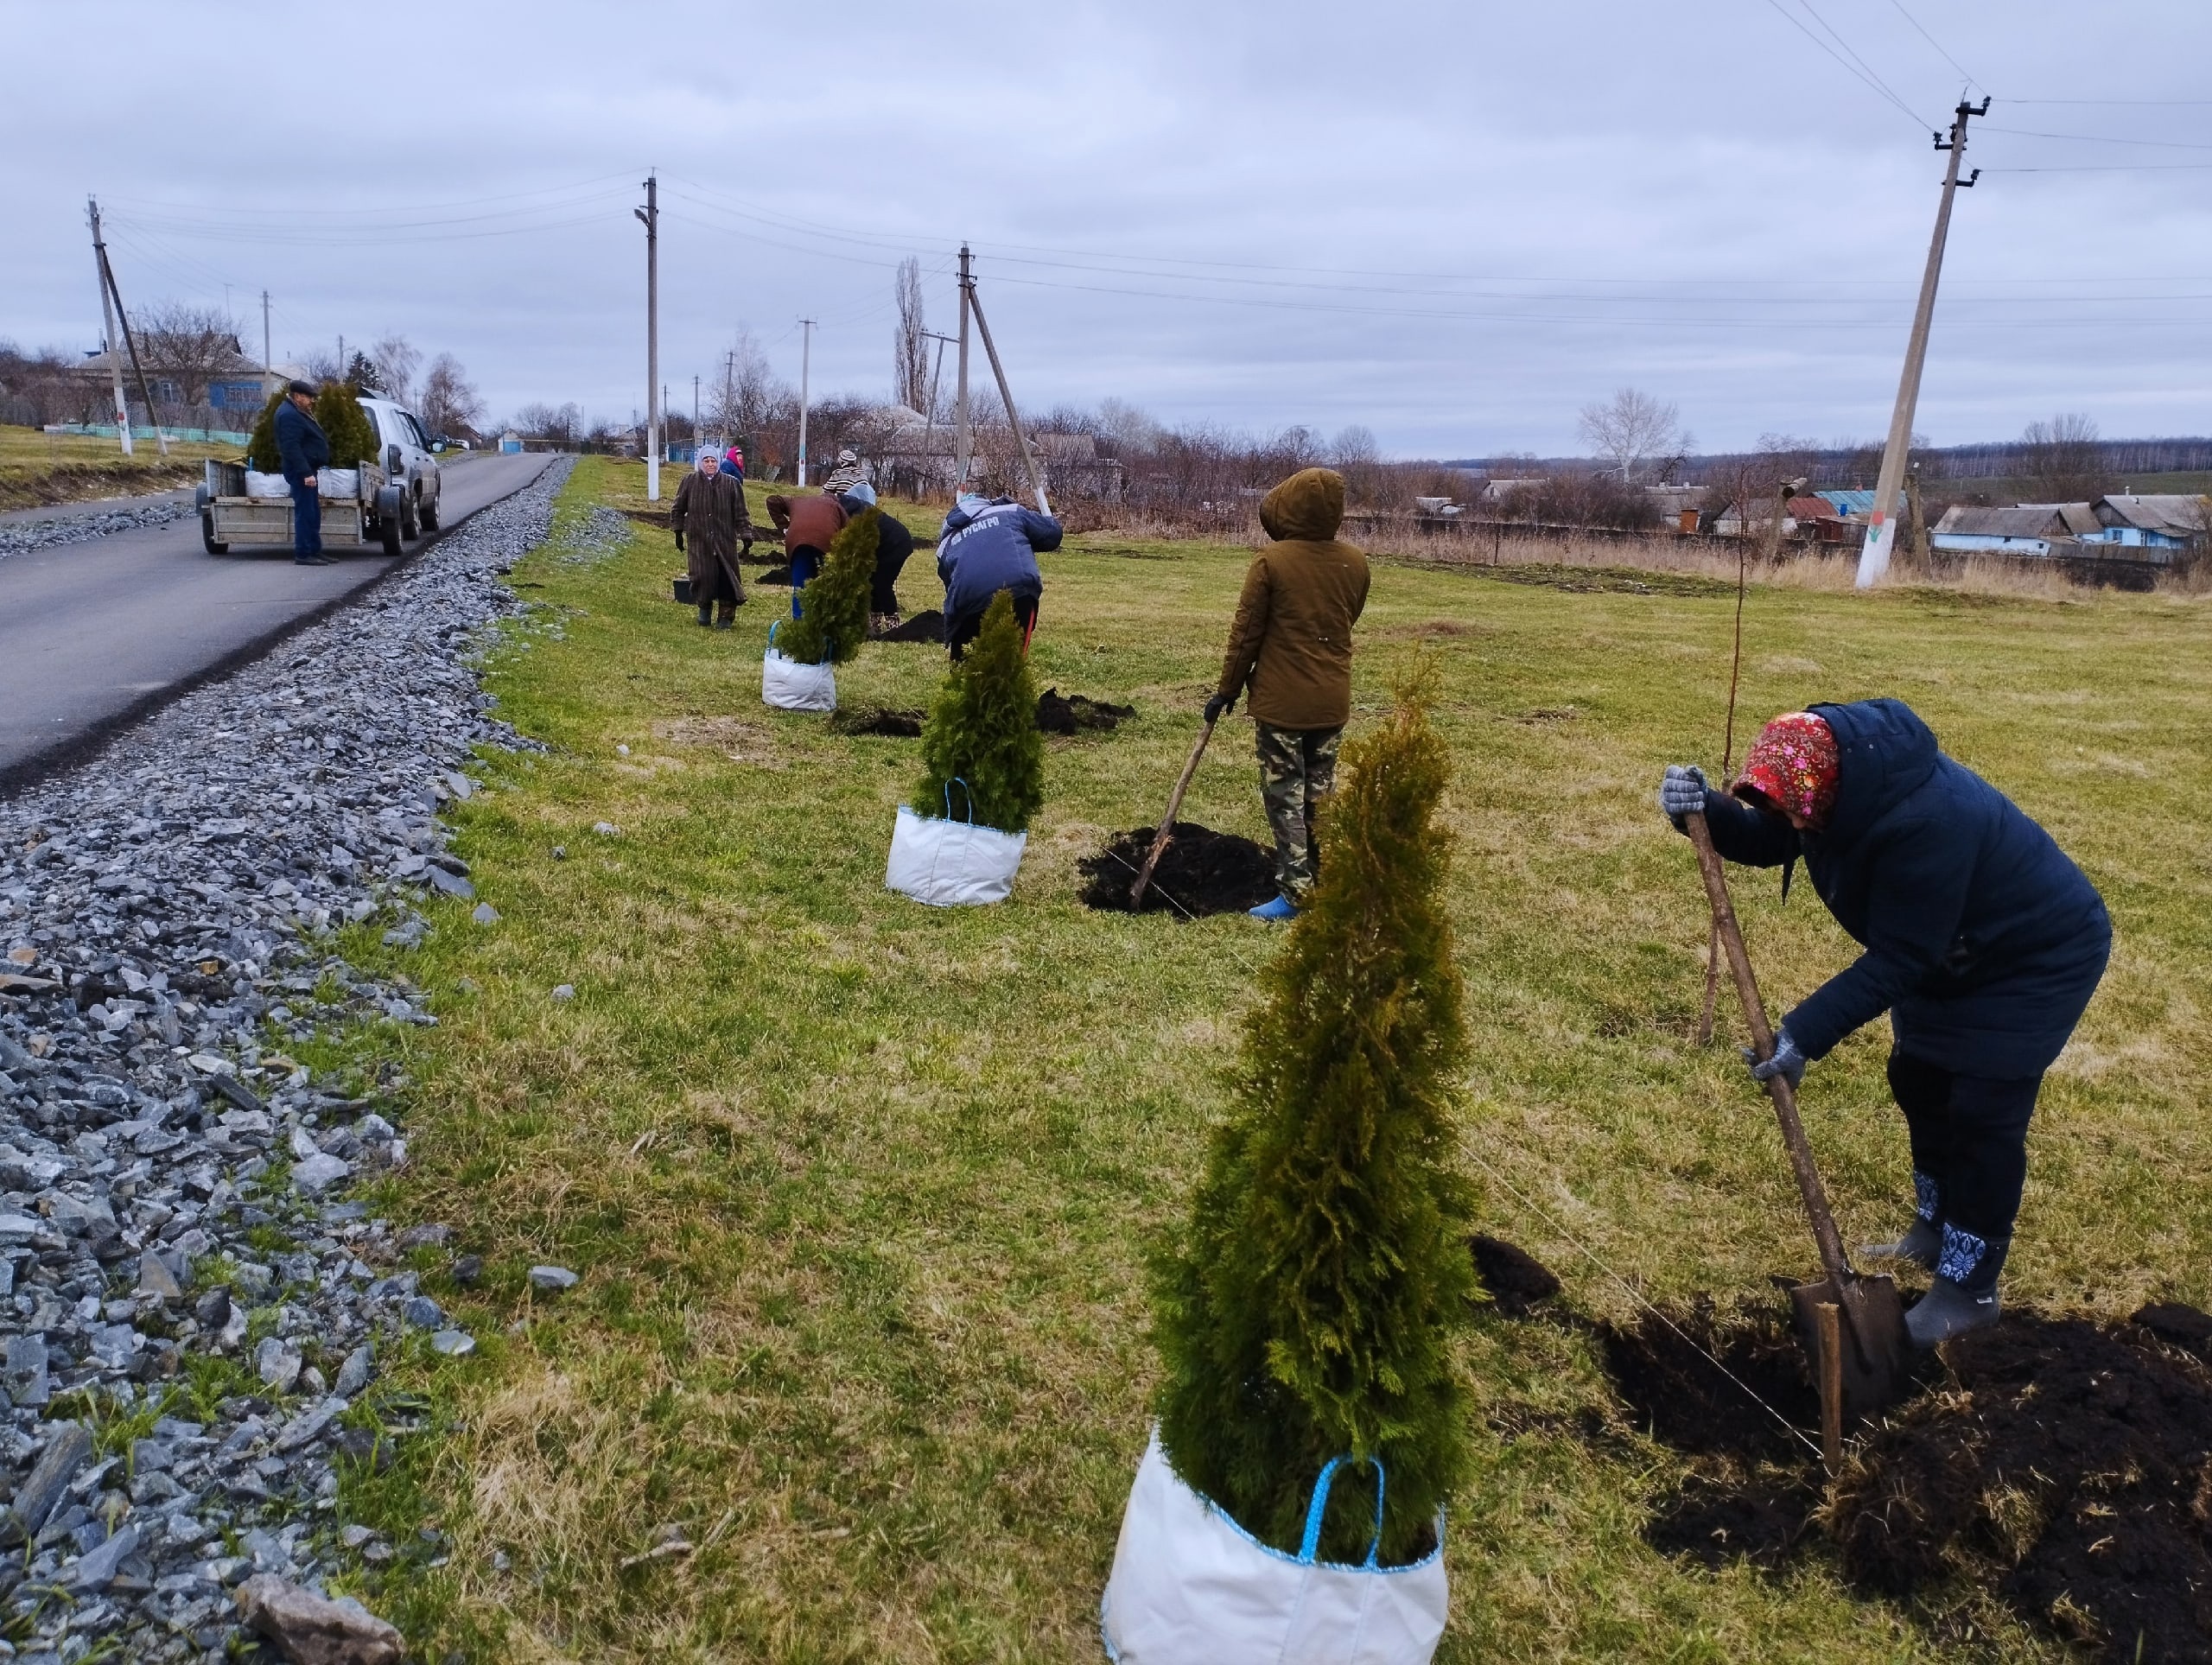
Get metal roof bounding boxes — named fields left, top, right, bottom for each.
left=1813, top=489, right=1904, bottom=518
left=2096, top=494, right=2208, bottom=537
left=1933, top=505, right=2083, bottom=538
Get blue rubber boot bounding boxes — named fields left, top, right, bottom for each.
left=1249, top=894, right=1299, bottom=922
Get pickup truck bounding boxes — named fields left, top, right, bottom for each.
left=197, top=396, right=445, bottom=556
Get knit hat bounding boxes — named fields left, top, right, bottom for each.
left=1733, top=712, right=1840, bottom=826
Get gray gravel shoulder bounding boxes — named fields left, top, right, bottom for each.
left=0, top=457, right=577, bottom=1662
left=0, top=492, right=200, bottom=561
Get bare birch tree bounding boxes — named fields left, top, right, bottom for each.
left=893, top=257, right=928, bottom=413
left=1578, top=387, right=1691, bottom=483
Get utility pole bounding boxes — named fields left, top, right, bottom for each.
left=1857, top=97, right=1986, bottom=588
left=965, top=279, right=1050, bottom=515
left=954, top=245, right=972, bottom=491
left=260, top=289, right=271, bottom=373
left=797, top=318, right=815, bottom=486
left=91, top=207, right=168, bottom=455
left=722, top=349, right=734, bottom=442
left=692, top=374, right=699, bottom=436
left=918, top=329, right=957, bottom=494
left=86, top=198, right=132, bottom=455
left=635, top=172, right=660, bottom=501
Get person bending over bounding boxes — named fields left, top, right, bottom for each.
left=763, top=489, right=848, bottom=620
left=1659, top=701, right=2110, bottom=1345
left=836, top=482, right=914, bottom=636
left=1204, top=467, right=1370, bottom=923
left=937, top=493, right=1060, bottom=659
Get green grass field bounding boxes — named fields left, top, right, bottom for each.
left=321, top=457, right=2212, bottom=1662
left=0, top=426, right=230, bottom=510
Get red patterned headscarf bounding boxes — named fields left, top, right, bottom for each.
left=1734, top=712, right=1840, bottom=827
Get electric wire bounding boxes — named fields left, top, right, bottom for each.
left=1884, top=0, right=1984, bottom=96
left=1790, top=0, right=1931, bottom=127
left=1754, top=0, right=1927, bottom=130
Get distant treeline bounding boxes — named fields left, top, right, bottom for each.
left=1442, top=436, right=2212, bottom=487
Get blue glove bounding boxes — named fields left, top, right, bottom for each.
left=1744, top=1027, right=1808, bottom=1090
left=1204, top=692, right=1235, bottom=724
left=1658, top=763, right=1709, bottom=829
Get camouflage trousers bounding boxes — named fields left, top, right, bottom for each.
left=1254, top=721, right=1342, bottom=901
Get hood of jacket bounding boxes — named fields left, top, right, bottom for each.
left=1259, top=468, right=1345, bottom=542
left=1812, top=697, right=1942, bottom=846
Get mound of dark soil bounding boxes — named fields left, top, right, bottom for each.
left=1471, top=1235, right=1560, bottom=1316
left=876, top=610, right=945, bottom=643
left=1038, top=689, right=1137, bottom=734
left=1078, top=822, right=1276, bottom=918
left=1829, top=1312, right=2212, bottom=1659
left=829, top=707, right=924, bottom=738
left=756, top=566, right=791, bottom=586
left=2134, top=1300, right=2212, bottom=1363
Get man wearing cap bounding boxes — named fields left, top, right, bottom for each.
left=671, top=447, right=753, bottom=627
left=274, top=379, right=332, bottom=566
left=1659, top=700, right=2111, bottom=1345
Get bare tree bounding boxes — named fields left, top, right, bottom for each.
left=371, top=334, right=422, bottom=407
left=512, top=402, right=582, bottom=442
left=709, top=327, right=791, bottom=447
left=1577, top=387, right=1691, bottom=483
left=135, top=302, right=245, bottom=404
left=418, top=353, right=484, bottom=438
left=893, top=257, right=928, bottom=413
left=2019, top=412, right=2107, bottom=503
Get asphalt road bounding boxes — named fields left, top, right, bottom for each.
left=0, top=451, right=553, bottom=788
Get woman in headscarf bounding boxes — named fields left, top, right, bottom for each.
left=1659, top=700, right=2110, bottom=1344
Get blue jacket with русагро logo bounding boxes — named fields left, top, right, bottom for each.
left=935, top=497, right=1061, bottom=620
left=1695, top=697, right=2110, bottom=1077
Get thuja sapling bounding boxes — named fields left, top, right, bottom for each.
left=779, top=508, right=880, bottom=666
left=1150, top=680, right=1480, bottom=1566
left=913, top=590, right=1044, bottom=835
left=312, top=383, right=378, bottom=470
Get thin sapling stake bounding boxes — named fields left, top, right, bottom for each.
left=1150, top=680, right=1479, bottom=1565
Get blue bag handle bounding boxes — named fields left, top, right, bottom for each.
left=767, top=620, right=780, bottom=647
left=1297, top=1453, right=1387, bottom=1568
left=942, top=777, right=976, bottom=824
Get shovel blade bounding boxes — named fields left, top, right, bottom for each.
left=1790, top=1273, right=1912, bottom=1425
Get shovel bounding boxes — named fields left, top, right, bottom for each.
left=1684, top=811, right=1913, bottom=1433
left=1127, top=718, right=1217, bottom=910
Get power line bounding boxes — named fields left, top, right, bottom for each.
left=1753, top=0, right=1926, bottom=129
left=1791, top=0, right=1932, bottom=125
left=1983, top=124, right=2212, bottom=151
left=1884, top=0, right=1983, bottom=93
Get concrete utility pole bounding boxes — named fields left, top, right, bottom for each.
left=797, top=318, right=815, bottom=486
left=918, top=329, right=957, bottom=491
left=92, top=211, right=168, bottom=455
left=86, top=199, right=132, bottom=455
left=635, top=172, right=660, bottom=501
left=964, top=280, right=1051, bottom=515
left=260, top=289, right=271, bottom=372
left=692, top=374, right=699, bottom=435
left=1858, top=98, right=1986, bottom=588
left=954, top=245, right=973, bottom=491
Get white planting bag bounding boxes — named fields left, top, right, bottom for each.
left=760, top=622, right=836, bottom=713
left=1100, top=1429, right=1446, bottom=1665
left=243, top=470, right=293, bottom=500
left=316, top=467, right=360, bottom=499
left=885, top=784, right=1027, bottom=907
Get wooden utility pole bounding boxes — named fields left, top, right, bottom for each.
left=965, top=281, right=1050, bottom=515
left=86, top=199, right=133, bottom=455
left=1857, top=99, right=1986, bottom=588
left=797, top=318, right=815, bottom=486
left=954, top=245, right=972, bottom=492
left=635, top=173, right=660, bottom=501
left=92, top=213, right=168, bottom=455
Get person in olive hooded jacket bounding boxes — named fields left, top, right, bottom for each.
left=1660, top=700, right=2111, bottom=1345
left=1205, top=467, right=1371, bottom=921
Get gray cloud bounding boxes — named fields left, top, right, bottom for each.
left=6, top=0, right=2207, bottom=454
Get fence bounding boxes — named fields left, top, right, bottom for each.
left=43, top=422, right=251, bottom=447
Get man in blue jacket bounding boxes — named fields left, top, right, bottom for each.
left=936, top=493, right=1061, bottom=659
left=1659, top=700, right=2110, bottom=1344
left=274, top=380, right=333, bottom=566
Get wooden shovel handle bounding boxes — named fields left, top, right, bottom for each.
left=1128, top=719, right=1216, bottom=909
left=1684, top=811, right=1853, bottom=1288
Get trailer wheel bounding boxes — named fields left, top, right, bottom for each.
left=200, top=512, right=228, bottom=556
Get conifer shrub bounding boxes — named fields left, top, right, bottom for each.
left=1151, top=680, right=1478, bottom=1566
left=245, top=390, right=286, bottom=472
left=314, top=383, right=378, bottom=471
left=777, top=507, right=879, bottom=665
left=913, top=590, right=1045, bottom=834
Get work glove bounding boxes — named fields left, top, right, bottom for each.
left=1744, top=1027, right=1808, bottom=1090
left=741, top=537, right=753, bottom=556
left=1203, top=692, right=1235, bottom=724
left=673, top=530, right=685, bottom=553
left=1658, top=763, right=1709, bottom=829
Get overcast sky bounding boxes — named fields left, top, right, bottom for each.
left=5, top=0, right=2208, bottom=456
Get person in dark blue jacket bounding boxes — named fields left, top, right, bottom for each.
left=1659, top=699, right=2110, bottom=1345
left=935, top=493, right=1061, bottom=659
left=273, top=380, right=333, bottom=566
